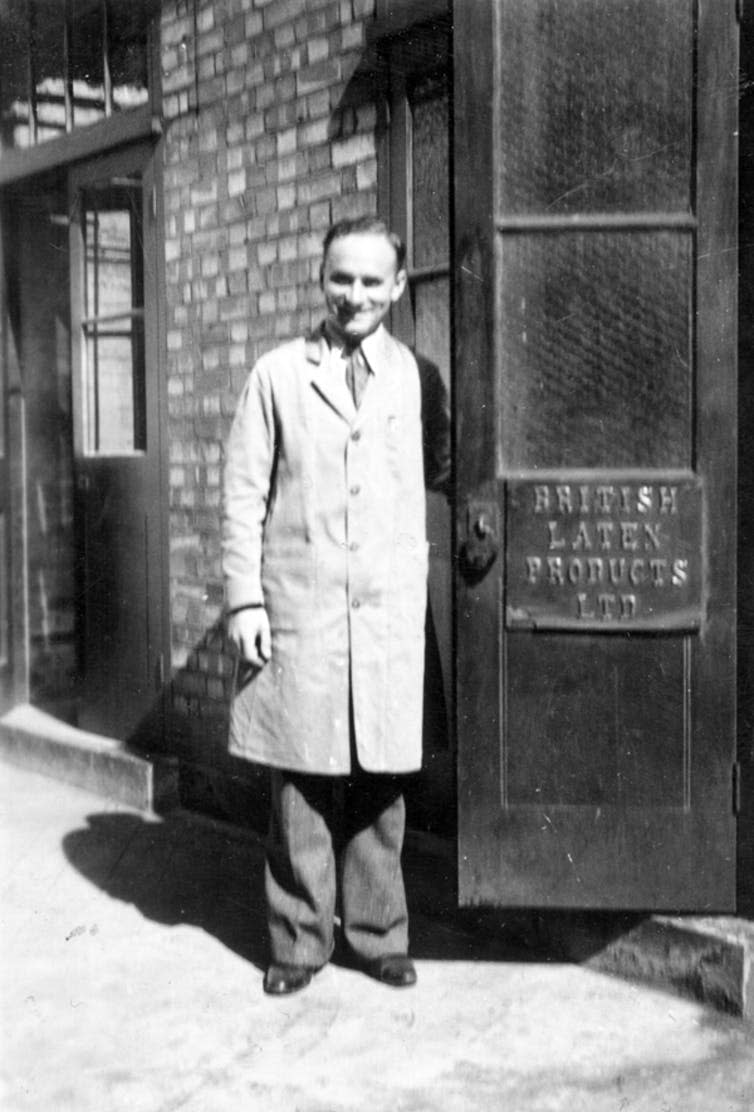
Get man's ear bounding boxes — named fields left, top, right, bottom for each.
left=390, top=268, right=408, bottom=302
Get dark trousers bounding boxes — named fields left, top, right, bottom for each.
left=265, top=766, right=409, bottom=968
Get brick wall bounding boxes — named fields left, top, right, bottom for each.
left=160, top=0, right=380, bottom=781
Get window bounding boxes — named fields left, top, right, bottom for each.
left=381, top=15, right=452, bottom=383
left=78, top=179, right=146, bottom=454
left=0, top=0, right=150, bottom=150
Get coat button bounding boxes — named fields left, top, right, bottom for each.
left=349, top=542, right=359, bottom=552
left=351, top=599, right=361, bottom=609
left=351, top=430, right=361, bottom=442
left=350, top=484, right=361, bottom=495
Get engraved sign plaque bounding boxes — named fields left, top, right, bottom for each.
left=505, top=478, right=703, bottom=631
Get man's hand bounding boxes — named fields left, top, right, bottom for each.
left=226, top=607, right=271, bottom=669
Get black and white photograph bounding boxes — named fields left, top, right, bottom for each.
left=0, top=1, right=753, bottom=1108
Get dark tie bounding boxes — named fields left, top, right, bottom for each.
left=345, top=346, right=369, bottom=408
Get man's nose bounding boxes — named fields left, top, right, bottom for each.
left=344, top=280, right=366, bottom=303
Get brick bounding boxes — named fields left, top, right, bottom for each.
left=277, top=183, right=296, bottom=210
left=245, top=112, right=266, bottom=139
left=162, top=15, right=193, bottom=46
left=297, top=171, right=341, bottom=205
left=309, top=201, right=331, bottom=228
left=331, top=191, right=377, bottom=222
left=254, top=187, right=278, bottom=216
left=227, top=273, right=246, bottom=297
left=353, top=0, right=375, bottom=17
left=332, top=131, right=375, bottom=168
left=298, top=116, right=330, bottom=147
left=341, top=22, right=364, bottom=50
left=198, top=53, right=216, bottom=81
left=244, top=61, right=266, bottom=88
left=297, top=59, right=341, bottom=96
left=227, top=245, right=249, bottom=271
left=245, top=11, right=264, bottom=36
left=274, top=73, right=297, bottom=103
left=230, top=41, right=250, bottom=68
left=197, top=29, right=224, bottom=56
left=307, top=36, right=330, bottom=64
left=228, top=169, right=247, bottom=197
left=273, top=24, right=296, bottom=50
left=190, top=180, right=218, bottom=205
left=277, top=126, right=297, bottom=156
left=356, top=158, right=377, bottom=191
left=263, top=0, right=306, bottom=30
left=226, top=68, right=246, bottom=96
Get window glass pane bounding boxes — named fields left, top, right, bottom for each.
left=411, top=78, right=449, bottom=268
left=498, top=0, right=693, bottom=214
left=0, top=0, right=33, bottom=147
left=85, top=208, right=134, bottom=319
left=499, top=231, right=692, bottom=469
left=70, top=0, right=105, bottom=127
left=110, top=1, right=149, bottom=111
left=84, top=320, right=144, bottom=453
left=33, top=0, right=67, bottom=140
left=81, top=183, right=145, bottom=454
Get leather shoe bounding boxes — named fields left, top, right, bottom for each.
left=367, top=954, right=417, bottom=988
left=263, top=963, right=314, bottom=996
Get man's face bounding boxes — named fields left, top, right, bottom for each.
left=320, top=232, right=407, bottom=344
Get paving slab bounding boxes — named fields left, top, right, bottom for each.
left=1, top=761, right=753, bottom=1112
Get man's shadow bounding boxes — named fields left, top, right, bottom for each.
left=63, top=811, right=270, bottom=971
left=62, top=809, right=555, bottom=971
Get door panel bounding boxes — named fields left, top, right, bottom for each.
left=69, top=144, right=164, bottom=740
left=499, top=232, right=693, bottom=469
left=455, top=0, right=738, bottom=909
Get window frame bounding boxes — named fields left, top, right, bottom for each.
left=377, top=15, right=453, bottom=350
left=69, top=142, right=152, bottom=459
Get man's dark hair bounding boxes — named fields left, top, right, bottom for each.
left=322, top=217, right=406, bottom=271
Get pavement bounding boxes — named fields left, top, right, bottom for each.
left=1, top=760, right=753, bottom=1112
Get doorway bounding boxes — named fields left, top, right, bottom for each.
left=1, top=142, right=166, bottom=743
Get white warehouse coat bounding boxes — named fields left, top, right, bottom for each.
left=222, top=323, right=448, bottom=775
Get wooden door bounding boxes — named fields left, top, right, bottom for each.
left=0, top=209, right=9, bottom=708
left=69, top=144, right=165, bottom=740
left=455, top=0, right=738, bottom=909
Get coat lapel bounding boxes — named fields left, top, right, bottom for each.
left=306, top=326, right=355, bottom=422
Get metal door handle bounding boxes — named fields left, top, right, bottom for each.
left=460, top=501, right=498, bottom=581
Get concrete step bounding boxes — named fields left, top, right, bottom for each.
left=0, top=703, right=178, bottom=812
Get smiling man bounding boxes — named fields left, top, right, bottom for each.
left=222, top=217, right=450, bottom=996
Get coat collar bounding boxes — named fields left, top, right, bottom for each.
left=306, top=322, right=395, bottom=422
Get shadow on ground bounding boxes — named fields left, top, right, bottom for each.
left=62, top=809, right=648, bottom=977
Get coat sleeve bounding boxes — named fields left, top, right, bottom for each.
left=222, top=362, right=276, bottom=611
left=414, top=352, right=452, bottom=498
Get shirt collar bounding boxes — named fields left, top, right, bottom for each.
left=322, top=321, right=385, bottom=370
